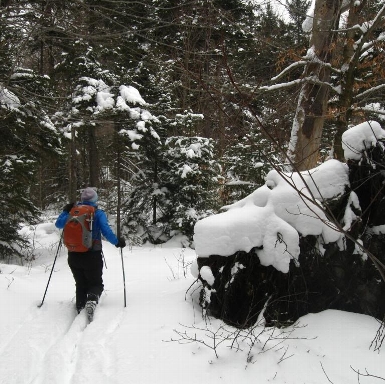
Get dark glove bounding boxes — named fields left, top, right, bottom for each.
left=115, top=237, right=126, bottom=248
left=63, top=203, right=74, bottom=213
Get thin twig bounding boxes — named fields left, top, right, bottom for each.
left=320, top=362, right=335, bottom=384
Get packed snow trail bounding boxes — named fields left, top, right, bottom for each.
left=0, top=301, right=78, bottom=384
left=0, top=239, right=207, bottom=384
left=31, top=309, right=88, bottom=384
left=30, top=296, right=126, bottom=384
left=1, top=227, right=384, bottom=384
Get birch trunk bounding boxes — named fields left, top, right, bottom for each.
left=288, top=0, right=342, bottom=171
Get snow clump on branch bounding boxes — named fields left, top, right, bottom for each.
left=342, top=121, right=385, bottom=161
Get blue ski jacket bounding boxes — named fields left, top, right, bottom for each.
left=55, top=201, right=119, bottom=250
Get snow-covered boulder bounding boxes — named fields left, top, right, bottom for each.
left=194, top=159, right=348, bottom=273
left=193, top=121, right=385, bottom=328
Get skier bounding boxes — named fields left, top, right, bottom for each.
left=55, top=187, right=126, bottom=319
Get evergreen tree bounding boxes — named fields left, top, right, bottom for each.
left=0, top=68, right=61, bottom=260
left=221, top=112, right=277, bottom=205
left=116, top=87, right=167, bottom=244
left=286, top=0, right=311, bottom=45
left=163, top=114, right=222, bottom=239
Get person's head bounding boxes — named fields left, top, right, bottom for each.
left=81, top=187, right=98, bottom=203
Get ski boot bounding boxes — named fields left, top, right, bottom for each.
left=85, top=294, right=98, bottom=322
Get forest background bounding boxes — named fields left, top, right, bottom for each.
left=1, top=0, right=384, bottom=262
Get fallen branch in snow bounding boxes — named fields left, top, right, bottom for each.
left=164, top=257, right=177, bottom=281
left=350, top=366, right=385, bottom=382
left=5, top=276, right=15, bottom=289
left=167, top=323, right=237, bottom=358
left=164, top=250, right=193, bottom=281
left=175, top=249, right=192, bottom=278
left=184, top=278, right=201, bottom=301
left=276, top=345, right=294, bottom=364
left=320, top=362, right=335, bottom=384
left=370, top=316, right=385, bottom=353
left=167, top=320, right=313, bottom=363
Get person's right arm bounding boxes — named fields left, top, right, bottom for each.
left=55, top=203, right=74, bottom=229
left=55, top=211, right=69, bottom=229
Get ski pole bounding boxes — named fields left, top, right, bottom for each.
left=101, top=250, right=107, bottom=269
left=37, top=232, right=63, bottom=308
left=120, top=247, right=127, bottom=307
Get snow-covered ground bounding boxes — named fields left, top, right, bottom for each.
left=0, top=222, right=384, bottom=384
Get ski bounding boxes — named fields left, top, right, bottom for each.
left=85, top=301, right=97, bottom=323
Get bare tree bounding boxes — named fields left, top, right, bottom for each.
left=333, top=2, right=385, bottom=159
left=287, top=0, right=342, bottom=170
left=266, top=1, right=385, bottom=170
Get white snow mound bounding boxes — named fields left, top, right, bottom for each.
left=194, top=160, right=349, bottom=273
left=342, top=121, right=385, bottom=160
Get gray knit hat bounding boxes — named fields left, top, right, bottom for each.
left=81, top=187, right=98, bottom=203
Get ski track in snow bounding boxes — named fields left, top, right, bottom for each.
left=0, top=302, right=77, bottom=384
left=0, top=244, right=196, bottom=384
left=31, top=311, right=88, bottom=384
left=69, top=299, right=126, bottom=384
left=0, top=255, right=124, bottom=384
left=26, top=285, right=125, bottom=382
left=30, top=295, right=126, bottom=384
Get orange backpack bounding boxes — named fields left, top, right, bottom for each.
left=63, top=205, right=96, bottom=252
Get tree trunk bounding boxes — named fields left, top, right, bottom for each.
left=333, top=0, right=363, bottom=160
left=333, top=1, right=385, bottom=160
left=152, top=157, right=158, bottom=225
left=288, top=0, right=342, bottom=171
left=88, top=126, right=99, bottom=188
left=116, top=133, right=121, bottom=238
left=69, top=124, right=77, bottom=202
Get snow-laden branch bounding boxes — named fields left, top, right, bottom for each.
left=260, top=78, right=305, bottom=91
left=270, top=61, right=307, bottom=82
left=358, top=30, right=385, bottom=59
left=351, top=4, right=385, bottom=56
left=337, top=4, right=385, bottom=40
left=261, top=75, right=341, bottom=95
left=370, top=3, right=385, bottom=31
left=353, top=106, right=385, bottom=116
left=355, top=84, right=385, bottom=100
left=270, top=46, right=340, bottom=83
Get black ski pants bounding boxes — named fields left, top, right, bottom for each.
left=68, top=250, right=104, bottom=311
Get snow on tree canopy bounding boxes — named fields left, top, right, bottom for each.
left=116, top=86, right=160, bottom=148
left=96, top=90, right=114, bottom=111
left=71, top=78, right=159, bottom=148
left=0, top=87, right=20, bottom=110
left=194, top=159, right=348, bottom=273
left=118, top=85, right=147, bottom=107
left=73, top=80, right=148, bottom=114
left=342, top=121, right=385, bottom=160
left=73, top=77, right=114, bottom=113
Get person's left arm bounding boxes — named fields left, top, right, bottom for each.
left=97, top=210, right=119, bottom=245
